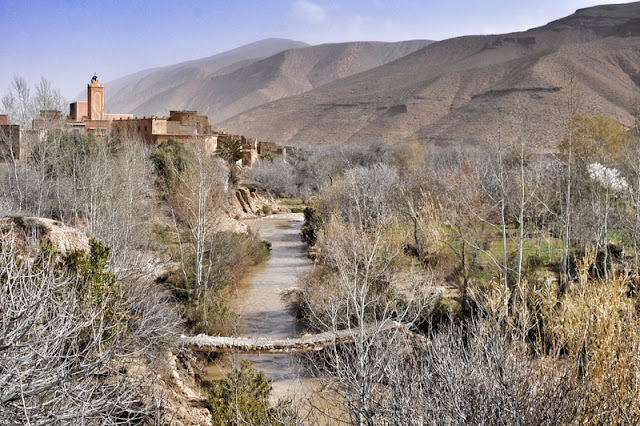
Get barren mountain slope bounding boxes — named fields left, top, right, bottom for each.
left=421, top=36, right=640, bottom=146
left=103, top=38, right=309, bottom=114
left=127, top=40, right=433, bottom=122
left=218, top=2, right=640, bottom=147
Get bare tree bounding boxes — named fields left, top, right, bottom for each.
left=1, top=77, right=38, bottom=213
left=248, top=156, right=297, bottom=197
left=625, top=94, right=640, bottom=271
left=171, top=143, right=229, bottom=297
left=1, top=76, right=35, bottom=127
left=300, top=165, right=433, bottom=425
left=312, top=163, right=400, bottom=231
left=558, top=73, right=582, bottom=285
left=0, top=77, right=69, bottom=220
left=0, top=227, right=177, bottom=424
left=436, top=151, right=493, bottom=298
left=477, top=123, right=512, bottom=306
left=83, top=137, right=156, bottom=276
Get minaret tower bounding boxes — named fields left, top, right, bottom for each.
left=87, top=75, right=104, bottom=120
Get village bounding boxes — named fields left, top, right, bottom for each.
left=0, top=75, right=286, bottom=166
left=4, top=1, right=640, bottom=423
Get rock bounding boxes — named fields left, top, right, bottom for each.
left=238, top=188, right=254, bottom=211
left=0, top=216, right=91, bottom=254
left=235, top=191, right=248, bottom=213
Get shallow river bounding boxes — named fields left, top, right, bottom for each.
left=205, top=213, right=313, bottom=399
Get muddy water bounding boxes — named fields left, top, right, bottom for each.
left=205, top=213, right=313, bottom=398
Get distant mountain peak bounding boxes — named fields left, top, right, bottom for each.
left=217, top=2, right=640, bottom=146
left=103, top=38, right=311, bottom=114
left=105, top=3, right=640, bottom=147
left=104, top=39, right=432, bottom=121
left=535, top=1, right=640, bottom=37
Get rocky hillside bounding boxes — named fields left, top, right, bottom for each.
left=217, top=2, right=640, bottom=147
left=107, top=39, right=433, bottom=123
left=103, top=38, right=310, bottom=115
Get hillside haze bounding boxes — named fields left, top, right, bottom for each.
left=103, top=38, right=310, bottom=115
left=217, top=2, right=640, bottom=146
left=104, top=2, right=640, bottom=147
left=105, top=39, right=433, bottom=123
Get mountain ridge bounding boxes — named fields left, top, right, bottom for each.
left=216, top=2, right=640, bottom=146
left=103, top=38, right=310, bottom=114
left=106, top=39, right=434, bottom=122
left=103, top=2, right=640, bottom=147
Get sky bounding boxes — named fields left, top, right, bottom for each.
left=0, top=0, right=633, bottom=101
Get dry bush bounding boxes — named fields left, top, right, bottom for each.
left=431, top=251, right=640, bottom=425
left=304, top=247, right=640, bottom=424
left=248, top=157, right=298, bottom=197
left=0, top=212, right=185, bottom=424
left=413, top=193, right=453, bottom=269
left=0, top=235, right=178, bottom=424
left=542, top=250, right=640, bottom=423
left=412, top=318, right=583, bottom=425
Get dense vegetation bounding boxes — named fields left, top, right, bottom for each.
left=206, top=360, right=296, bottom=425
left=0, top=78, right=270, bottom=423
left=249, top=89, right=640, bottom=424
left=4, top=76, right=640, bottom=424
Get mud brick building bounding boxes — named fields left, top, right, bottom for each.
left=1, top=75, right=287, bottom=165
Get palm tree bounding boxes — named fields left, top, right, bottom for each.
left=218, top=138, right=245, bottom=184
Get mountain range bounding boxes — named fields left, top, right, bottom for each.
left=105, top=2, right=640, bottom=147
left=105, top=38, right=433, bottom=124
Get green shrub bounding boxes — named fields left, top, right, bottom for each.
left=418, top=296, right=461, bottom=333
left=207, top=360, right=295, bottom=425
left=59, top=239, right=121, bottom=313
left=183, top=290, right=236, bottom=336
left=166, top=230, right=271, bottom=334
left=150, top=138, right=187, bottom=191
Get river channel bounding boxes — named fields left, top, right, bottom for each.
left=205, top=213, right=313, bottom=399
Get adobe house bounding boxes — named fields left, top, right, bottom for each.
left=110, top=111, right=219, bottom=155
left=2, top=75, right=287, bottom=165
left=0, top=115, right=40, bottom=162
left=257, top=141, right=286, bottom=157
left=0, top=115, right=23, bottom=160
left=67, top=75, right=132, bottom=138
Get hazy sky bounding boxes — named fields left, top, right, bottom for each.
left=0, top=0, right=632, bottom=101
